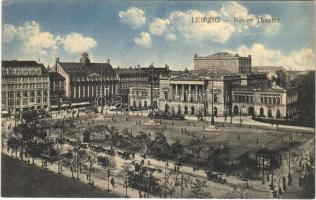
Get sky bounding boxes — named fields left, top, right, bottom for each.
left=2, top=0, right=316, bottom=71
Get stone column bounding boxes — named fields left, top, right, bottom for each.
left=78, top=84, right=81, bottom=99
left=182, top=85, right=185, bottom=101
left=188, top=84, right=191, bottom=102
left=195, top=85, right=198, bottom=103
left=175, top=84, right=178, bottom=100
left=87, top=83, right=90, bottom=98
left=73, top=84, right=76, bottom=99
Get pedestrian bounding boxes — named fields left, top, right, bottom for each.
left=86, top=173, right=89, bottom=180
left=110, top=177, right=115, bottom=188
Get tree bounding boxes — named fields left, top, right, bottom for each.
left=84, top=150, right=97, bottom=184
left=170, top=138, right=184, bottom=160
left=106, top=157, right=117, bottom=191
left=188, top=178, right=212, bottom=198
left=222, top=183, right=249, bottom=198
left=120, top=162, right=132, bottom=197
left=148, top=132, right=171, bottom=160
left=272, top=70, right=288, bottom=88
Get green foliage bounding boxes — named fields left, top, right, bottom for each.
left=188, top=178, right=212, bottom=198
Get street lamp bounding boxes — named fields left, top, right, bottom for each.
left=149, top=64, right=155, bottom=120
left=288, top=133, right=292, bottom=185
left=210, top=74, right=215, bottom=126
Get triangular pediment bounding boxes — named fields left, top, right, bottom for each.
left=88, top=72, right=101, bottom=77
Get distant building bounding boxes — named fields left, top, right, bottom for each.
left=129, top=84, right=159, bottom=110
left=49, top=72, right=65, bottom=106
left=1, top=60, right=50, bottom=115
left=53, top=52, right=119, bottom=105
left=194, top=52, right=252, bottom=74
left=252, top=66, right=287, bottom=74
left=115, top=66, right=148, bottom=102
left=232, top=84, right=298, bottom=119
left=158, top=69, right=268, bottom=117
left=115, top=64, right=171, bottom=103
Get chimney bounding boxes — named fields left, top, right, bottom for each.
left=107, top=58, right=110, bottom=64
left=55, top=57, right=60, bottom=72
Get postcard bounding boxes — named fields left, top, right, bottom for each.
left=1, top=0, right=315, bottom=199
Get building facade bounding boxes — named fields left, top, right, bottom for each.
left=54, top=52, right=119, bottom=105
left=194, top=52, right=252, bottom=74
left=232, top=84, right=298, bottom=119
left=158, top=69, right=269, bottom=117
left=1, top=60, right=50, bottom=115
left=49, top=72, right=66, bottom=106
left=116, top=66, right=148, bottom=102
left=129, top=85, right=159, bottom=110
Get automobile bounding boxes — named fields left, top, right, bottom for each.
left=97, top=153, right=110, bottom=166
left=206, top=171, right=227, bottom=184
left=80, top=142, right=90, bottom=149
left=149, top=111, right=185, bottom=120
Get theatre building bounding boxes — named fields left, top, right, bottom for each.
left=1, top=60, right=50, bottom=115
left=53, top=52, right=119, bottom=105
left=158, top=68, right=269, bottom=117
left=194, top=52, right=252, bottom=74
left=232, top=84, right=298, bottom=119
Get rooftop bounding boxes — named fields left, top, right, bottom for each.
left=2, top=60, right=48, bottom=73
left=58, top=62, right=115, bottom=77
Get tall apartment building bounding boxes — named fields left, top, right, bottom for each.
left=1, top=60, right=50, bottom=115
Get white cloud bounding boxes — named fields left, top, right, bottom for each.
left=221, top=2, right=281, bottom=36
left=167, top=10, right=235, bottom=43
left=221, top=2, right=248, bottom=18
left=3, top=21, right=98, bottom=64
left=3, top=24, right=17, bottom=43
left=232, top=43, right=315, bottom=70
left=4, top=21, right=60, bottom=58
left=144, top=2, right=281, bottom=45
left=63, top=32, right=97, bottom=54
left=165, top=33, right=177, bottom=41
left=134, top=32, right=152, bottom=48
left=119, top=7, right=146, bottom=29
left=149, top=18, right=170, bottom=35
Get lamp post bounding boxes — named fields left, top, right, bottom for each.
left=210, top=74, right=215, bottom=126
left=149, top=64, right=155, bottom=119
left=288, top=133, right=292, bottom=185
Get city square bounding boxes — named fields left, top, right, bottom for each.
left=1, top=0, right=315, bottom=199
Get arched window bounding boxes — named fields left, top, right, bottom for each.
left=268, top=109, right=273, bottom=118
left=144, top=101, right=147, bottom=108
left=191, top=106, right=195, bottom=115
left=178, top=105, right=181, bottom=114
left=248, top=107, right=254, bottom=116
left=233, top=105, right=239, bottom=116
left=260, top=107, right=264, bottom=117
left=213, top=107, right=218, bottom=116
left=165, top=104, right=169, bottom=112
left=276, top=110, right=281, bottom=119
left=184, top=105, right=188, bottom=114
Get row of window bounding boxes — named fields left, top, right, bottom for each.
left=260, top=96, right=281, bottom=105
left=3, top=96, right=49, bottom=107
left=3, top=76, right=48, bottom=82
left=73, top=77, right=115, bottom=82
left=5, top=91, right=48, bottom=99
left=2, top=68, right=41, bottom=76
left=234, top=95, right=253, bottom=103
left=3, top=83, right=49, bottom=89
left=122, top=77, right=147, bottom=81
